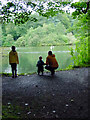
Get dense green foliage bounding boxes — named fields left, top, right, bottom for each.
left=1, top=13, right=76, bottom=47
left=0, top=0, right=89, bottom=67
left=0, top=0, right=89, bottom=24
left=69, top=11, right=89, bottom=66
left=0, top=0, right=72, bottom=24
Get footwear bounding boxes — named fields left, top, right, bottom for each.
left=12, top=76, right=14, bottom=78
left=15, top=75, right=17, bottom=78
left=51, top=71, right=55, bottom=75
left=42, top=72, right=43, bottom=75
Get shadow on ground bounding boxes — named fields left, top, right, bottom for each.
left=1, top=68, right=89, bottom=119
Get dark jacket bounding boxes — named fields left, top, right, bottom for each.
left=37, top=60, right=44, bottom=67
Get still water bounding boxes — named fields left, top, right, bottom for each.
left=1, top=46, right=74, bottom=74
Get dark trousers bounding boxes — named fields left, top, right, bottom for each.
left=11, top=63, right=17, bottom=77
left=45, top=65, right=58, bottom=75
left=37, top=66, right=44, bottom=75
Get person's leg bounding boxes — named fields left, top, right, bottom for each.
left=42, top=71, right=43, bottom=75
left=51, top=67, right=58, bottom=75
left=45, top=66, right=58, bottom=75
left=45, top=65, right=54, bottom=75
left=51, top=68, right=55, bottom=75
left=38, top=67, right=40, bottom=75
left=15, top=64, right=17, bottom=77
left=11, top=64, right=14, bottom=78
left=41, top=66, right=44, bottom=75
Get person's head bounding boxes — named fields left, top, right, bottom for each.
left=12, top=46, right=16, bottom=51
left=48, top=51, right=52, bottom=55
left=39, top=56, right=42, bottom=60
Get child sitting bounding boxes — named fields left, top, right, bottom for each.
left=36, top=56, right=44, bottom=75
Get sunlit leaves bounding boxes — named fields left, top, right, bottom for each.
left=7, top=2, right=15, bottom=9
left=69, top=12, right=89, bottom=65
left=0, top=1, right=71, bottom=24
left=71, top=2, right=86, bottom=9
left=30, top=17, right=38, bottom=22
left=48, top=2, right=55, bottom=7
left=41, top=8, right=59, bottom=18
left=61, top=2, right=71, bottom=6
left=14, top=12, right=31, bottom=25
left=27, top=2, right=36, bottom=8
left=72, top=11, right=81, bottom=18
left=71, top=2, right=89, bottom=18
left=0, top=1, right=89, bottom=26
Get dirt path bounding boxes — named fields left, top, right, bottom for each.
left=2, top=68, right=89, bottom=119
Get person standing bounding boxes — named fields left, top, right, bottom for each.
left=36, top=56, right=45, bottom=75
left=9, top=46, right=19, bottom=78
left=45, top=51, right=58, bottom=75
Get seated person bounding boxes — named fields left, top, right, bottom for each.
left=45, top=51, right=58, bottom=75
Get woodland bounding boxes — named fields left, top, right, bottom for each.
left=0, top=0, right=89, bottom=66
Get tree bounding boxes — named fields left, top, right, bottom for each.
left=3, top=34, right=14, bottom=46
left=68, top=1, right=89, bottom=66
left=15, top=36, right=26, bottom=47
left=0, top=0, right=89, bottom=66
left=0, top=0, right=72, bottom=24
left=0, top=0, right=89, bottom=25
left=0, top=25, right=2, bottom=46
left=69, top=13, right=89, bottom=66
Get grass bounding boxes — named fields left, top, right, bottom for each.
left=0, top=64, right=90, bottom=77
left=2, top=104, right=34, bottom=119
left=2, top=105, right=22, bottom=119
left=0, top=72, right=37, bottom=77
left=2, top=103, right=41, bottom=119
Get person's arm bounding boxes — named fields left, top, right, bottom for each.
left=42, top=61, right=46, bottom=65
left=43, top=61, right=46, bottom=65
left=46, top=57, right=49, bottom=65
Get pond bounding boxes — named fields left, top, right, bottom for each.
left=0, top=46, right=74, bottom=74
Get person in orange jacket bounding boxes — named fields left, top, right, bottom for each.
left=45, top=51, right=58, bottom=75
left=9, top=46, right=19, bottom=78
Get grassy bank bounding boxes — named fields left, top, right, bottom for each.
left=0, top=65, right=90, bottom=77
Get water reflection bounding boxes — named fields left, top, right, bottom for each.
left=1, top=46, right=74, bottom=73
left=18, top=51, right=71, bottom=54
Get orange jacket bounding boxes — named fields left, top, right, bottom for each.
left=9, top=51, right=19, bottom=64
left=46, top=54, right=58, bottom=68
